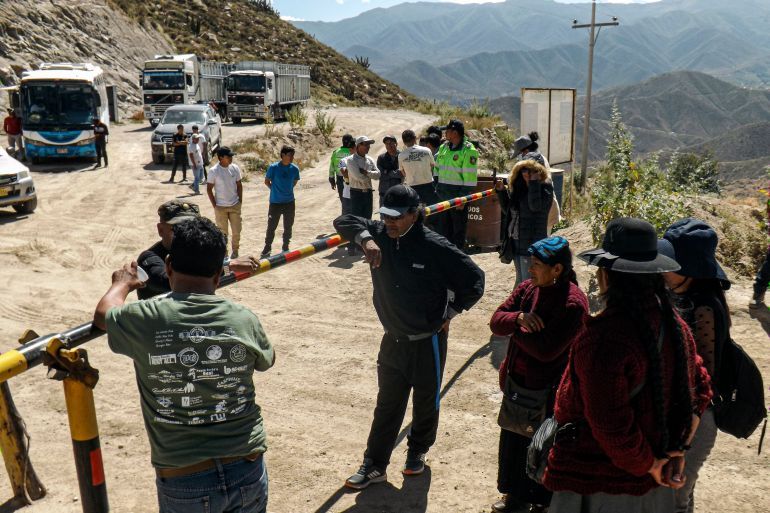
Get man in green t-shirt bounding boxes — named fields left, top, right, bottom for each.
left=93, top=217, right=274, bottom=513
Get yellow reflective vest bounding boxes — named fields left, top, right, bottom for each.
left=435, top=138, right=478, bottom=187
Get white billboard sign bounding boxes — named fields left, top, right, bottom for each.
left=520, top=88, right=576, bottom=167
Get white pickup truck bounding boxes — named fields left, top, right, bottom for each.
left=0, top=147, right=37, bottom=214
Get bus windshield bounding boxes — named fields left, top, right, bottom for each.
left=161, top=110, right=206, bottom=125
left=228, top=76, right=266, bottom=93
left=21, top=82, right=96, bottom=129
left=143, top=71, right=185, bottom=90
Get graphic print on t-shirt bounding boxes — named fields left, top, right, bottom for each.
left=145, top=325, right=254, bottom=427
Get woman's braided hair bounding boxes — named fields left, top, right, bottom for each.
left=603, top=270, right=694, bottom=456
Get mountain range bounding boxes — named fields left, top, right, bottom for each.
left=294, top=0, right=770, bottom=100
left=489, top=70, right=770, bottom=174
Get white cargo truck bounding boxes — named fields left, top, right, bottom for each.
left=140, top=54, right=228, bottom=127
left=226, top=61, right=310, bottom=123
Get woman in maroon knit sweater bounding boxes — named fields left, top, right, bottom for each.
left=544, top=218, right=712, bottom=513
left=490, top=236, right=589, bottom=513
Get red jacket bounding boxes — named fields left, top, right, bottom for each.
left=543, top=305, right=712, bottom=496
left=3, top=116, right=21, bottom=135
left=490, top=279, right=588, bottom=390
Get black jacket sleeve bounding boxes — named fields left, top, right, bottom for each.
left=433, top=238, right=485, bottom=316
left=137, top=249, right=169, bottom=298
left=333, top=214, right=382, bottom=245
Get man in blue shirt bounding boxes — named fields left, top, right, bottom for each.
left=262, top=145, right=300, bottom=257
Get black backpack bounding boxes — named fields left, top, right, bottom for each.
left=712, top=300, right=767, bottom=440
left=712, top=336, right=767, bottom=439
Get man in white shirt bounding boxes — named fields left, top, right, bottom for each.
left=191, top=125, right=208, bottom=179
left=339, top=135, right=380, bottom=220
left=188, top=133, right=205, bottom=195
left=398, top=129, right=438, bottom=206
left=206, top=147, right=243, bottom=259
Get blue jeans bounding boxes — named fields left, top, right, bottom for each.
left=513, top=254, right=531, bottom=286
left=156, top=456, right=268, bottom=513
left=192, top=165, right=204, bottom=193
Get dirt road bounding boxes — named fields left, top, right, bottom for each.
left=0, top=107, right=767, bottom=513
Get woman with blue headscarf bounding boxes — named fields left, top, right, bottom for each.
left=489, top=236, right=589, bottom=513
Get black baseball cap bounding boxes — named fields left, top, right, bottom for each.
left=158, top=200, right=201, bottom=224
left=216, top=146, right=236, bottom=158
left=379, top=184, right=420, bottom=217
left=383, top=134, right=397, bottom=143
left=444, top=119, right=464, bottom=132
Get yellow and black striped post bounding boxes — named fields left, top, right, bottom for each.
left=45, top=339, right=108, bottom=513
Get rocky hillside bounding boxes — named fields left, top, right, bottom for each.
left=0, top=0, right=418, bottom=116
left=0, top=0, right=172, bottom=111
left=107, top=0, right=418, bottom=107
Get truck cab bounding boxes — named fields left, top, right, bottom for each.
left=226, top=62, right=310, bottom=124
left=226, top=70, right=275, bottom=123
left=141, top=54, right=199, bottom=127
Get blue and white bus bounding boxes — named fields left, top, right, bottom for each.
left=18, top=63, right=109, bottom=162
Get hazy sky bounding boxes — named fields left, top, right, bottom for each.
left=274, top=0, right=660, bottom=22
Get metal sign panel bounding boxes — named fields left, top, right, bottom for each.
left=520, top=88, right=576, bottom=166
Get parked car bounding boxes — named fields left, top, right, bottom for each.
left=150, top=104, right=222, bottom=165
left=0, top=147, right=37, bottom=214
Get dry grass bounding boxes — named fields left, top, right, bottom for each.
left=416, top=99, right=503, bottom=131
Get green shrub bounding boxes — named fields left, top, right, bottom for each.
left=666, top=151, right=721, bottom=194
left=487, top=150, right=509, bottom=176
left=263, top=109, right=277, bottom=138
left=286, top=104, right=307, bottom=131
left=589, top=103, right=691, bottom=243
left=314, top=109, right=336, bottom=145
left=495, top=127, right=516, bottom=152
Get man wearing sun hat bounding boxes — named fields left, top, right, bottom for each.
left=333, top=184, right=485, bottom=490
left=137, top=200, right=201, bottom=300
left=339, top=135, right=381, bottom=220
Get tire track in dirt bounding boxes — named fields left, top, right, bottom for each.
left=92, top=226, right=122, bottom=270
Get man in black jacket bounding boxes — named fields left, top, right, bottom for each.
left=376, top=135, right=402, bottom=208
left=334, top=184, right=485, bottom=490
left=137, top=200, right=257, bottom=299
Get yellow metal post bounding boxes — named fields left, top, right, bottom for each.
left=0, top=381, right=46, bottom=506
left=45, top=339, right=108, bottom=513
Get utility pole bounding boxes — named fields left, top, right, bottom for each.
left=572, top=1, right=619, bottom=190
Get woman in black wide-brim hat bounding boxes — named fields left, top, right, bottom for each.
left=543, top=218, right=713, bottom=513
left=657, top=218, right=731, bottom=513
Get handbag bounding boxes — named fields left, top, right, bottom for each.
left=497, top=372, right=552, bottom=437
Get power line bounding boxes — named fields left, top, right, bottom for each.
left=572, top=0, right=619, bottom=191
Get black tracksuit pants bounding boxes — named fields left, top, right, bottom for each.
left=364, top=331, right=448, bottom=470
left=171, top=151, right=187, bottom=181
left=264, top=201, right=295, bottom=250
